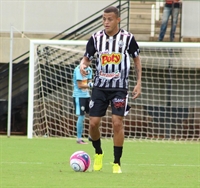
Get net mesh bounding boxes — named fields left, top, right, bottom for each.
left=31, top=41, right=200, bottom=141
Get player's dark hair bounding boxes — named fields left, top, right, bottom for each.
left=104, top=6, right=119, bottom=17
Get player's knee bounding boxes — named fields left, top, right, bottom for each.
left=112, top=121, right=123, bottom=132
left=90, top=122, right=97, bottom=129
left=89, top=119, right=100, bottom=130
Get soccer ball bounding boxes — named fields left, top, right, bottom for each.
left=70, top=151, right=91, bottom=172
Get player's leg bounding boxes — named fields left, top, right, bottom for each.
left=170, top=7, right=180, bottom=41
left=112, top=114, right=124, bottom=157
left=89, top=88, right=109, bottom=171
left=89, top=116, right=102, bottom=152
left=158, top=6, right=171, bottom=41
left=73, top=97, right=87, bottom=144
left=111, top=114, right=123, bottom=173
left=90, top=116, right=104, bottom=171
left=110, top=91, right=129, bottom=173
left=85, top=97, right=93, bottom=142
left=76, top=115, right=85, bottom=144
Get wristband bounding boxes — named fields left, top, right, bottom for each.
left=87, top=82, right=93, bottom=88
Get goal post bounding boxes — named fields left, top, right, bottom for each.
left=28, top=40, right=200, bottom=141
left=28, top=40, right=87, bottom=139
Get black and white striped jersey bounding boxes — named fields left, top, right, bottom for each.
left=84, top=29, right=140, bottom=90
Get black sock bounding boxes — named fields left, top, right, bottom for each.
left=92, top=138, right=102, bottom=154
left=114, top=146, right=123, bottom=166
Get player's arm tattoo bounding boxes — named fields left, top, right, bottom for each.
left=134, top=57, right=142, bottom=84
left=135, top=64, right=139, bottom=81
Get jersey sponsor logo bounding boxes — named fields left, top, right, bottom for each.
left=82, top=79, right=87, bottom=85
left=112, top=98, right=126, bottom=108
left=81, top=79, right=88, bottom=92
left=99, top=70, right=120, bottom=80
left=101, top=53, right=121, bottom=66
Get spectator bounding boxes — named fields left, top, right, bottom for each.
left=158, top=0, right=181, bottom=41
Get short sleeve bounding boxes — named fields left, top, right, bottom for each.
left=84, top=36, right=96, bottom=60
left=127, top=37, right=140, bottom=58
left=87, top=67, right=93, bottom=80
left=75, top=67, right=83, bottom=81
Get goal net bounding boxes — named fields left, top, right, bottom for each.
left=28, top=40, right=200, bottom=141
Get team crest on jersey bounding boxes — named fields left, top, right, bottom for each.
left=118, top=40, right=124, bottom=48
left=101, top=53, right=121, bottom=66
left=89, top=100, right=94, bottom=109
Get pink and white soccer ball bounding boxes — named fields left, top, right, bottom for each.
left=70, top=151, right=91, bottom=172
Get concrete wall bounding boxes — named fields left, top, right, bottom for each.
left=0, top=0, right=113, bottom=33
left=0, top=0, right=114, bottom=63
left=0, top=1, right=200, bottom=63
left=182, top=1, right=200, bottom=37
left=0, top=38, right=30, bottom=63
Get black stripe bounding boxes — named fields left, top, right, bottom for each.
left=124, top=34, right=131, bottom=84
left=93, top=29, right=135, bottom=90
left=125, top=33, right=131, bottom=52
left=106, top=34, right=109, bottom=75
left=118, top=29, right=124, bottom=53
left=99, top=30, right=104, bottom=52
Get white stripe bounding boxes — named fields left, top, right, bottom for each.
left=124, top=93, right=129, bottom=116
left=2, top=161, right=199, bottom=167
left=1, top=162, right=43, bottom=165
left=105, top=163, right=200, bottom=167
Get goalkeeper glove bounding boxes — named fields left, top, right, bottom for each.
left=88, top=82, right=93, bottom=88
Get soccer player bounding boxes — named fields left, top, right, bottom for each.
left=72, top=65, right=93, bottom=144
left=80, top=6, right=142, bottom=173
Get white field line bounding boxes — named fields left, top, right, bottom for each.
left=105, top=163, right=200, bottom=167
left=1, top=162, right=43, bottom=165
left=1, top=162, right=199, bottom=167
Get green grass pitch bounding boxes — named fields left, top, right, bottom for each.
left=0, top=136, right=199, bottom=188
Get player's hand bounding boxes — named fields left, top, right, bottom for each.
left=132, top=84, right=141, bottom=99
left=80, top=57, right=91, bottom=76
left=80, top=62, right=88, bottom=76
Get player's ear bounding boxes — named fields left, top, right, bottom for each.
left=117, top=17, right=120, bottom=24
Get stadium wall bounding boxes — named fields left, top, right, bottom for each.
left=1, top=1, right=200, bottom=63
left=0, top=0, right=114, bottom=63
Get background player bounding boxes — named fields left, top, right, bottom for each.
left=72, top=65, right=93, bottom=144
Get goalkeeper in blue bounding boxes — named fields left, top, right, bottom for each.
left=79, top=6, right=142, bottom=173
left=72, top=65, right=93, bottom=144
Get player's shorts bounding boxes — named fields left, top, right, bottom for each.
left=73, top=97, right=90, bottom=116
left=89, top=88, right=131, bottom=117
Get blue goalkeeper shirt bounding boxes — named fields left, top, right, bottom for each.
left=72, top=65, right=93, bottom=98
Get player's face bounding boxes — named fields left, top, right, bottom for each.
left=103, top=12, right=120, bottom=36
